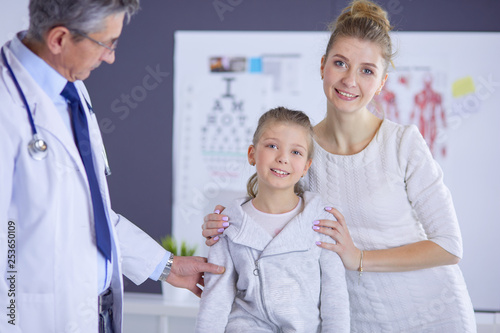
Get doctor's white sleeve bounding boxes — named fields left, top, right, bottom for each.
left=112, top=211, right=167, bottom=285
left=75, top=81, right=167, bottom=284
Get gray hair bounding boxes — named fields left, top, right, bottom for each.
left=27, top=0, right=140, bottom=41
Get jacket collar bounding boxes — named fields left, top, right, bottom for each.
left=224, top=192, right=322, bottom=257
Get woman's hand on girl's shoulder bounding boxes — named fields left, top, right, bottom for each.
left=313, top=206, right=361, bottom=271
left=202, top=205, right=229, bottom=246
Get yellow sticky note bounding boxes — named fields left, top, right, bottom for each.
left=452, top=76, right=475, bottom=98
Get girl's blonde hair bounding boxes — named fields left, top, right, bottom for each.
left=246, top=106, right=314, bottom=198
left=324, top=0, right=395, bottom=72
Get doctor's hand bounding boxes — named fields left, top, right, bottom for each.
left=202, top=205, right=228, bottom=246
left=166, top=256, right=225, bottom=297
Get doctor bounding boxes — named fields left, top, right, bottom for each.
left=0, top=0, right=224, bottom=332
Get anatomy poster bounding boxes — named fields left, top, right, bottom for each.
left=173, top=31, right=500, bottom=310
left=373, top=64, right=448, bottom=160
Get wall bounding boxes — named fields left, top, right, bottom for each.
left=0, top=1, right=29, bottom=45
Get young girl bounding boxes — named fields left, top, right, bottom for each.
left=195, top=107, right=349, bottom=333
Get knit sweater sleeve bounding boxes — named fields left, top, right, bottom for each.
left=195, top=236, right=236, bottom=333
left=398, top=125, right=463, bottom=258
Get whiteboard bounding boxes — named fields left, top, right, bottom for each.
left=173, top=31, right=500, bottom=311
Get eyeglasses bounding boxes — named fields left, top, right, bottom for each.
left=71, top=30, right=118, bottom=54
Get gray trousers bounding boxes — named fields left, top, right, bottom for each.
left=98, top=288, right=114, bottom=333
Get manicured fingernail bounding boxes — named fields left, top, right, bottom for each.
left=313, top=220, right=320, bottom=225
left=217, top=228, right=224, bottom=233
left=324, top=206, right=332, bottom=211
left=313, top=226, right=320, bottom=230
left=222, top=222, right=229, bottom=227
left=222, top=216, right=229, bottom=221
left=213, top=236, right=219, bottom=241
left=316, top=241, right=322, bottom=246
left=214, top=209, right=221, bottom=214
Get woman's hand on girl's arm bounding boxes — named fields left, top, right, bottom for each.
left=202, top=205, right=228, bottom=246
left=314, top=207, right=460, bottom=272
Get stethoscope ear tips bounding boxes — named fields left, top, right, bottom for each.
left=28, top=135, right=48, bottom=160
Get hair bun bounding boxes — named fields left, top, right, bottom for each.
left=335, top=0, right=393, bottom=33
left=324, top=0, right=395, bottom=71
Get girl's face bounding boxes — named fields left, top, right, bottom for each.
left=321, top=36, right=388, bottom=115
left=248, top=122, right=312, bottom=195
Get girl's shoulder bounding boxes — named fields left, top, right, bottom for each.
left=219, top=197, right=251, bottom=238
left=301, top=191, right=332, bottom=220
left=223, top=197, right=249, bottom=221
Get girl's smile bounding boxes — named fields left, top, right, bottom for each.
left=271, top=168, right=290, bottom=176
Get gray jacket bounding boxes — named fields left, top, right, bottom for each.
left=196, top=192, right=350, bottom=333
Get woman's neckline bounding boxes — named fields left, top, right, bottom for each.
left=314, top=118, right=386, bottom=158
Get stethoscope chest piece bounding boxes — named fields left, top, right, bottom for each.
left=28, top=134, right=48, bottom=160
left=2, top=46, right=49, bottom=161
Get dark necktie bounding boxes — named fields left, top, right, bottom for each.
left=61, top=82, right=111, bottom=261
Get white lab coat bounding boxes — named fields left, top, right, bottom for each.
left=0, top=41, right=167, bottom=332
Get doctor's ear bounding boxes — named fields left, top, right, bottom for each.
left=45, top=26, right=73, bottom=55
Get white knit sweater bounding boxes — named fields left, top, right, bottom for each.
left=304, top=119, right=476, bottom=332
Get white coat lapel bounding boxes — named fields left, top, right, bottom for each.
left=2, top=46, right=86, bottom=174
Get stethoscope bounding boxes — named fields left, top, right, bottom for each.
left=1, top=46, right=48, bottom=160
left=1, top=46, right=112, bottom=175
